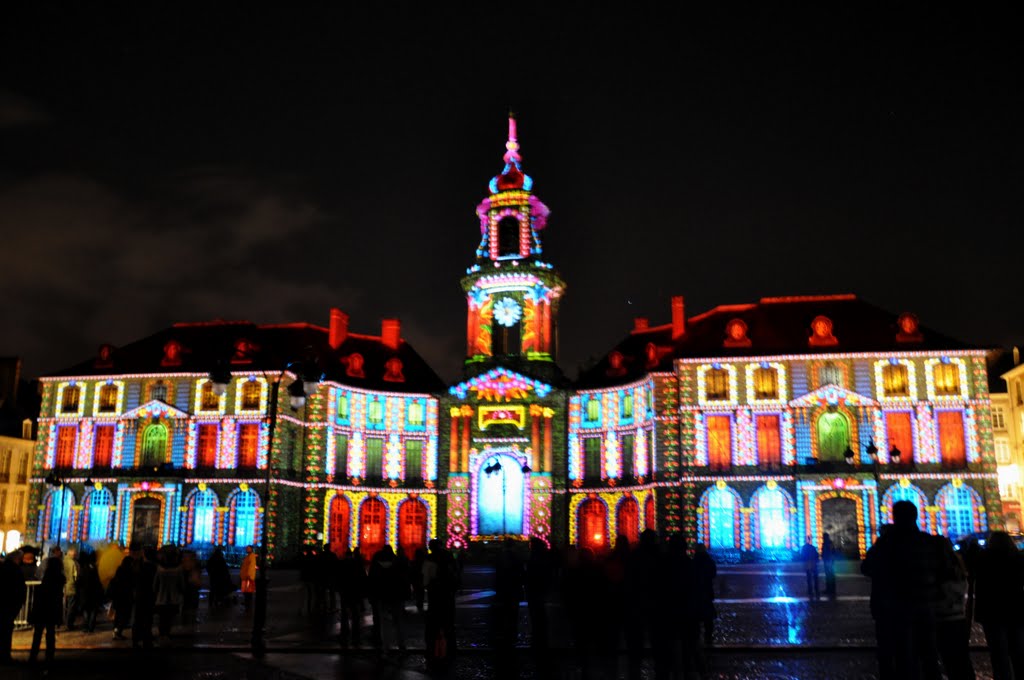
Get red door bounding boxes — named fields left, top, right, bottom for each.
left=616, top=497, right=640, bottom=546
left=645, top=496, right=656, bottom=532
left=579, top=499, right=608, bottom=552
left=359, top=498, right=386, bottom=559
left=398, top=500, right=427, bottom=559
left=329, top=495, right=350, bottom=557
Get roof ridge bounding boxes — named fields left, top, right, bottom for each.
left=759, top=294, right=857, bottom=304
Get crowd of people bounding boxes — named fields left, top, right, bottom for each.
left=0, top=507, right=1023, bottom=679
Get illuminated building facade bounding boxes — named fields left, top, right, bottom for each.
left=578, top=296, right=1004, bottom=558
left=27, top=118, right=1002, bottom=560
left=991, top=347, right=1024, bottom=531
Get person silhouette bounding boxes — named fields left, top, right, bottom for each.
left=822, top=533, right=837, bottom=600
left=974, top=531, right=1024, bottom=679
left=800, top=537, right=820, bottom=601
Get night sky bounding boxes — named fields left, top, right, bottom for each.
left=1, top=5, right=1020, bottom=382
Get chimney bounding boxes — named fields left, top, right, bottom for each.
left=329, top=308, right=349, bottom=349
left=382, top=318, right=401, bottom=350
left=633, top=317, right=649, bottom=332
left=671, top=295, right=686, bottom=340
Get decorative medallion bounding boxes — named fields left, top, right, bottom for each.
left=493, top=297, right=522, bottom=327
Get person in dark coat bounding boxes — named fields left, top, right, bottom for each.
left=974, top=531, right=1024, bottom=680
left=626, top=529, right=670, bottom=680
left=667, top=534, right=699, bottom=678
left=493, top=538, right=524, bottom=651
left=338, top=548, right=366, bottom=646
left=206, top=547, right=234, bottom=608
left=411, top=547, right=427, bottom=614
left=525, top=537, right=553, bottom=652
left=28, top=552, right=65, bottom=664
left=693, top=542, right=718, bottom=648
left=75, top=551, right=105, bottom=633
left=932, top=535, right=975, bottom=680
left=131, top=546, right=158, bottom=649
left=108, top=554, right=135, bottom=639
left=800, top=537, right=821, bottom=601
left=368, top=544, right=409, bottom=651
left=862, top=501, right=943, bottom=680
left=822, top=533, right=837, bottom=600
left=0, top=551, right=27, bottom=664
left=423, top=539, right=458, bottom=669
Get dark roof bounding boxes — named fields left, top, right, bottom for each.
left=576, top=294, right=976, bottom=389
left=48, top=320, right=446, bottom=394
left=987, top=348, right=1022, bottom=394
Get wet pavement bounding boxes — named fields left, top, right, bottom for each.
left=8, top=559, right=996, bottom=678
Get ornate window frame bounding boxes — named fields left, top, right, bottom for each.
left=874, top=358, right=918, bottom=402
left=745, top=362, right=787, bottom=405
left=698, top=363, right=738, bottom=407
left=925, top=357, right=968, bottom=401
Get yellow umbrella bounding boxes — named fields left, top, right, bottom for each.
left=97, top=542, right=125, bottom=589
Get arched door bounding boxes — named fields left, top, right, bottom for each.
left=398, top=500, right=427, bottom=559
left=359, top=498, right=386, bottom=559
left=132, top=497, right=162, bottom=548
left=477, top=454, right=525, bottom=536
left=821, top=496, right=859, bottom=557
left=817, top=412, right=849, bottom=462
left=329, top=495, right=350, bottom=556
left=141, top=424, right=168, bottom=467
left=579, top=499, right=608, bottom=552
left=616, top=497, right=640, bottom=546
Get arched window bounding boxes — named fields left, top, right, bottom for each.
left=398, top=500, right=428, bottom=559
left=882, top=363, right=910, bottom=397
left=705, top=369, right=730, bottom=401
left=616, top=497, right=640, bottom=546
left=816, top=412, right=849, bottom=462
left=61, top=385, right=81, bottom=414
left=149, top=381, right=169, bottom=403
left=756, top=487, right=788, bottom=549
left=140, top=424, right=168, bottom=467
left=579, top=498, right=608, bottom=552
left=882, top=483, right=928, bottom=532
left=87, top=488, right=113, bottom=542
left=329, top=495, right=350, bottom=556
left=933, top=362, right=961, bottom=397
left=705, top=487, right=736, bottom=549
left=753, top=367, right=779, bottom=400
left=359, top=497, right=387, bottom=558
left=98, top=383, right=118, bottom=413
left=497, top=215, right=520, bottom=257
left=231, top=489, right=260, bottom=547
left=820, top=362, right=842, bottom=387
left=192, top=489, right=217, bottom=544
left=240, top=380, right=262, bottom=410
left=46, top=488, right=74, bottom=542
left=939, top=483, right=981, bottom=541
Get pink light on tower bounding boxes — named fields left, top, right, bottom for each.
left=504, top=113, right=521, bottom=164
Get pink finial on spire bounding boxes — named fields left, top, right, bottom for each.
left=503, top=112, right=521, bottom=164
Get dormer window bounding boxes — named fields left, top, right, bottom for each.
left=933, top=360, right=961, bottom=397
left=97, top=383, right=118, bottom=413
left=705, top=368, right=730, bottom=401
left=60, top=385, right=81, bottom=414
left=753, top=366, right=779, bottom=400
left=882, top=362, right=910, bottom=398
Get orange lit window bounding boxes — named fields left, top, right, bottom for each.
left=238, top=424, right=259, bottom=468
left=200, top=382, right=220, bottom=410
left=241, top=381, right=262, bottom=410
left=197, top=424, right=218, bottom=468
left=93, top=426, right=114, bottom=468
left=97, top=384, right=118, bottom=412
left=707, top=416, right=732, bottom=471
left=756, top=415, right=781, bottom=468
left=882, top=364, right=909, bottom=397
left=753, top=367, right=779, bottom=400
left=938, top=411, right=966, bottom=469
left=705, top=369, right=730, bottom=401
left=933, top=363, right=961, bottom=397
left=56, top=426, right=77, bottom=468
left=61, top=386, right=80, bottom=414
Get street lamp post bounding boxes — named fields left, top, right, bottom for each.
left=210, top=361, right=318, bottom=656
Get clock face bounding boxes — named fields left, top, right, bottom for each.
left=493, top=297, right=522, bottom=327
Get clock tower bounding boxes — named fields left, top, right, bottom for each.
left=461, top=115, right=566, bottom=380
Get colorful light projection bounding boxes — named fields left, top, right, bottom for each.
left=322, top=490, right=438, bottom=554
left=91, top=380, right=126, bottom=417
left=874, top=358, right=919, bottom=402
left=925, top=357, right=969, bottom=401
left=697, top=364, right=739, bottom=407
left=450, top=367, right=553, bottom=401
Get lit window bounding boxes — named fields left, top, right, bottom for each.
left=56, top=426, right=77, bottom=468
left=240, top=380, right=262, bottom=410
left=232, top=490, right=260, bottom=547
left=405, top=440, right=423, bottom=479
left=408, top=401, right=425, bottom=427
left=621, top=434, right=635, bottom=478
left=238, top=424, right=259, bottom=468
left=993, top=407, right=1006, bottom=430
left=706, top=487, right=735, bottom=549
left=197, top=424, right=218, bottom=468
left=365, top=438, right=384, bottom=479
left=707, top=416, right=732, bottom=471
left=753, top=367, right=779, bottom=400
left=886, top=411, right=914, bottom=466
left=61, top=385, right=80, bottom=414
left=933, top=362, right=961, bottom=397
left=584, top=438, right=602, bottom=479
left=200, top=382, right=220, bottom=410
left=87, top=488, right=113, bottom=541
left=585, top=398, right=600, bottom=423
left=622, top=394, right=634, bottom=419
left=996, top=439, right=1012, bottom=465
left=756, top=415, right=781, bottom=469
left=335, top=434, right=349, bottom=477
left=94, top=426, right=114, bottom=468
left=338, top=394, right=350, bottom=421
left=98, top=384, right=118, bottom=412
left=758, top=488, right=788, bottom=549
left=882, top=363, right=910, bottom=397
left=938, top=411, right=966, bottom=469
left=705, top=369, right=730, bottom=401
left=193, top=489, right=217, bottom=544
left=140, top=424, right=168, bottom=467
left=368, top=400, right=384, bottom=426
left=942, top=485, right=975, bottom=541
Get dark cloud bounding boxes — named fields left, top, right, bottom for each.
left=0, top=173, right=364, bottom=375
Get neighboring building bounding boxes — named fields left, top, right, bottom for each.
left=0, top=358, right=35, bottom=553
left=27, top=118, right=1002, bottom=560
left=993, top=347, right=1024, bottom=531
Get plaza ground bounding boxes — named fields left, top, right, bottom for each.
left=9, top=559, right=995, bottom=678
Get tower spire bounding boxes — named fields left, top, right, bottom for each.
left=503, top=112, right=521, bottom=165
